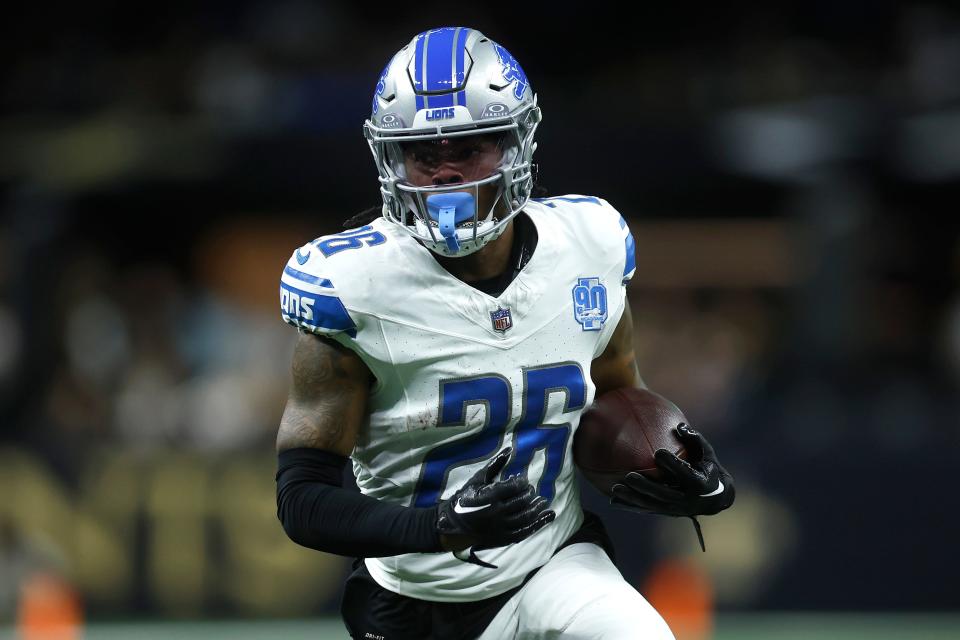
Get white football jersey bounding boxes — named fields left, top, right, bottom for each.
left=279, top=195, right=637, bottom=602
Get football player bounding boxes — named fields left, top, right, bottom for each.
left=275, top=27, right=735, bottom=639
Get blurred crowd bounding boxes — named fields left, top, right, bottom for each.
left=2, top=0, right=960, bottom=620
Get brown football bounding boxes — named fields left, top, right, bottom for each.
left=573, top=387, right=688, bottom=496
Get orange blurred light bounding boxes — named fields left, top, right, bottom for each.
left=17, top=571, right=83, bottom=640
left=643, top=558, right=714, bottom=640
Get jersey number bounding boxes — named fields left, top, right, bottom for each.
left=315, top=225, right=386, bottom=257
left=412, top=363, right=586, bottom=507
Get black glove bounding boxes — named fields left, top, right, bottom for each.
left=437, top=447, right=555, bottom=568
left=610, top=423, right=734, bottom=550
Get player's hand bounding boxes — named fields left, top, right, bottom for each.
left=610, top=423, right=735, bottom=518
left=436, top=447, right=555, bottom=568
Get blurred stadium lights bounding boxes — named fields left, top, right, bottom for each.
left=898, top=109, right=960, bottom=181
left=0, top=116, right=220, bottom=190
left=712, top=99, right=867, bottom=182
left=2, top=0, right=960, bottom=633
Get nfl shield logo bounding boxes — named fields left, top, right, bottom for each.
left=490, top=307, right=513, bottom=333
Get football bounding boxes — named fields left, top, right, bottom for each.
left=573, top=387, right=688, bottom=496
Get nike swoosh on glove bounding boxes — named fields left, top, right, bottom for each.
left=609, top=423, right=735, bottom=550
left=437, top=447, right=555, bottom=568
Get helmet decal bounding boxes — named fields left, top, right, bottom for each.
left=492, top=43, right=529, bottom=101
left=372, top=62, right=390, bottom=115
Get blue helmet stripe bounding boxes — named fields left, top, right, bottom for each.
left=455, top=28, right=468, bottom=106
left=414, top=33, right=426, bottom=109
left=427, top=93, right=454, bottom=107
left=414, top=32, right=426, bottom=90
left=425, top=28, right=456, bottom=92
left=413, top=28, right=470, bottom=112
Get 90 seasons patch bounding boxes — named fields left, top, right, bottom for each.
left=572, top=277, right=608, bottom=331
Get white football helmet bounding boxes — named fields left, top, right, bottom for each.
left=364, top=27, right=541, bottom=257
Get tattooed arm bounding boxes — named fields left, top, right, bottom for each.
left=591, top=300, right=647, bottom=396
left=275, top=333, right=443, bottom=556
left=275, top=332, right=551, bottom=556
left=277, top=332, right=372, bottom=456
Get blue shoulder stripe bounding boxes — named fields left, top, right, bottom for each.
left=532, top=196, right=602, bottom=208
left=283, top=265, right=333, bottom=288
left=623, top=228, right=637, bottom=283
left=280, top=283, right=356, bottom=338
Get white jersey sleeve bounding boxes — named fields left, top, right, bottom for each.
left=592, top=196, right=636, bottom=357
left=278, top=223, right=401, bottom=391
left=280, top=243, right=359, bottom=338
left=532, top=195, right=637, bottom=358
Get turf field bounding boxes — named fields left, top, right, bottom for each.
left=3, top=613, right=958, bottom=639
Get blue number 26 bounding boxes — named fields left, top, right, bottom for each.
left=412, top=362, right=586, bottom=507
left=315, top=225, right=386, bottom=257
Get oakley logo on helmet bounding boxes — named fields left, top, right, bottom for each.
left=481, top=103, right=509, bottom=119
left=379, top=113, right=404, bottom=129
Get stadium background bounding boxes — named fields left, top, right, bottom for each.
left=2, top=2, right=959, bottom=638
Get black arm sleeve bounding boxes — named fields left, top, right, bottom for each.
left=276, top=447, right=442, bottom=557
